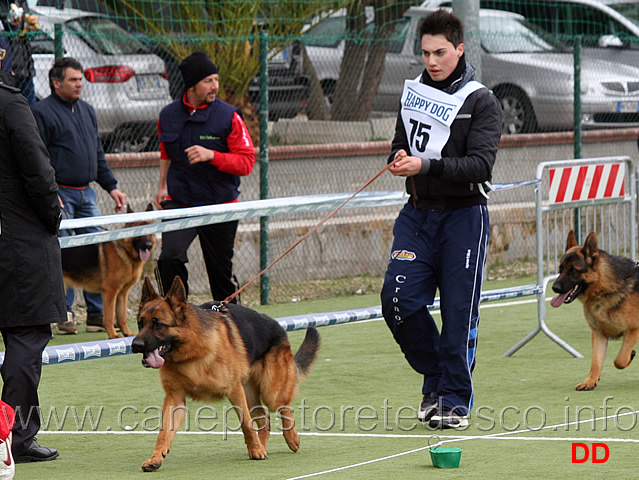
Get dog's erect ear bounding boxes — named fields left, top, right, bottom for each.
left=126, top=204, right=134, bottom=214
left=140, top=277, right=160, bottom=304
left=145, top=203, right=154, bottom=212
left=566, top=230, right=578, bottom=251
left=166, top=276, right=187, bottom=306
left=583, top=231, right=599, bottom=259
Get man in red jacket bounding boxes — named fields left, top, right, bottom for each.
left=154, top=51, right=255, bottom=301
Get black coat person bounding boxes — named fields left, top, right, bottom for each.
left=0, top=70, right=65, bottom=463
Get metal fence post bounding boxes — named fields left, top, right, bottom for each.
left=259, top=30, right=270, bottom=305
left=573, top=36, right=582, bottom=240
left=54, top=23, right=63, bottom=59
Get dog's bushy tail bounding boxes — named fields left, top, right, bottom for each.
left=295, top=327, right=320, bottom=381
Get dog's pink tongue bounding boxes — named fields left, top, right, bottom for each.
left=550, top=291, right=570, bottom=308
left=140, top=249, right=151, bottom=261
left=145, top=349, right=164, bottom=369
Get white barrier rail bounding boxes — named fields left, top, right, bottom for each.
left=58, top=190, right=407, bottom=248
left=58, top=182, right=537, bottom=249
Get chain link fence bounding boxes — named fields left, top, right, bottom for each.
left=3, top=0, right=639, bottom=306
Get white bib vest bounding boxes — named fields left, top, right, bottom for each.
left=400, top=76, right=484, bottom=160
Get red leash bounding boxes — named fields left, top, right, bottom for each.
left=220, top=157, right=400, bottom=307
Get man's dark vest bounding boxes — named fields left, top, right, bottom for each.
left=159, top=97, right=241, bottom=207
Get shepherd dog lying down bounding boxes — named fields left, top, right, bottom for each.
left=551, top=230, right=639, bottom=391
left=61, top=204, right=156, bottom=338
left=131, top=276, right=321, bottom=472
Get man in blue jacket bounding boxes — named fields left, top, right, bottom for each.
left=32, top=57, right=126, bottom=335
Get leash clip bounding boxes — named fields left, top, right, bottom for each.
left=211, top=298, right=230, bottom=312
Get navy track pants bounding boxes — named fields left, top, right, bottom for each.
left=381, top=203, right=489, bottom=415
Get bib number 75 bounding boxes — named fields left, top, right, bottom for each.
left=408, top=118, right=431, bottom=153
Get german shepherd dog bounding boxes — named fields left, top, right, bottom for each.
left=551, top=230, right=639, bottom=390
left=61, top=204, right=156, bottom=339
left=131, top=276, right=320, bottom=472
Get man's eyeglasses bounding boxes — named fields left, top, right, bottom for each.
left=0, top=49, right=6, bottom=61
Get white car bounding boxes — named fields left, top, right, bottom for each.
left=29, top=6, right=172, bottom=152
left=305, top=7, right=639, bottom=134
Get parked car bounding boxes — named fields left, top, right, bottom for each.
left=426, top=0, right=639, bottom=66
left=247, top=40, right=311, bottom=121
left=305, top=7, right=639, bottom=134
left=28, top=6, right=172, bottom=152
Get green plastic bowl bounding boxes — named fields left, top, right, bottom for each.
left=429, top=446, right=462, bottom=468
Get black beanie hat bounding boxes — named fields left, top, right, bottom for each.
left=179, top=51, right=219, bottom=89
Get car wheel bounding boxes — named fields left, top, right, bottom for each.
left=493, top=86, right=538, bottom=134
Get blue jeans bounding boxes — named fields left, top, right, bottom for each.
left=58, top=186, right=103, bottom=317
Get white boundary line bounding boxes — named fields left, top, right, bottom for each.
left=34, top=431, right=639, bottom=443
left=282, top=409, right=639, bottom=479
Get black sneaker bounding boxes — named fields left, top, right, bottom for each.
left=417, top=392, right=439, bottom=422
left=428, top=407, right=469, bottom=429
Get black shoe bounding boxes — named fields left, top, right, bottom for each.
left=14, top=438, right=59, bottom=463
left=86, top=315, right=106, bottom=333
left=428, top=407, right=469, bottom=430
left=417, top=392, right=439, bottom=422
left=86, top=315, right=121, bottom=333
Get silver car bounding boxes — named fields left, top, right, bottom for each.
left=306, top=7, right=639, bottom=134
left=29, top=6, right=172, bottom=152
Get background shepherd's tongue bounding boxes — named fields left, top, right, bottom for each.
left=145, top=350, right=164, bottom=368
left=140, top=250, right=150, bottom=261
left=550, top=291, right=570, bottom=308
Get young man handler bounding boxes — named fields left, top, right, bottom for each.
left=381, top=9, right=502, bottom=429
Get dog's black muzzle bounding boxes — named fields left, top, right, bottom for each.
left=131, top=336, right=147, bottom=354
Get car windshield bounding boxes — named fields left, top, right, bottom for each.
left=304, top=17, right=347, bottom=48
left=481, top=14, right=566, bottom=53
left=608, top=2, right=639, bottom=27
left=305, top=14, right=410, bottom=53
left=64, top=16, right=149, bottom=55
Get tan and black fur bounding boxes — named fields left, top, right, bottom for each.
left=61, top=204, right=156, bottom=338
left=551, top=230, right=639, bottom=390
left=131, top=276, right=320, bottom=472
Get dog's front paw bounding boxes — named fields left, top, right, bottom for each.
left=576, top=380, right=597, bottom=391
left=283, top=429, right=300, bottom=452
left=141, top=458, right=163, bottom=472
left=248, top=446, right=268, bottom=460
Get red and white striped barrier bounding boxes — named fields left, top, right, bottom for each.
left=549, top=163, right=626, bottom=204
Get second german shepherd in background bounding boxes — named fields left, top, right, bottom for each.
left=131, top=276, right=320, bottom=472
left=551, top=230, right=639, bottom=390
left=61, top=204, right=156, bottom=339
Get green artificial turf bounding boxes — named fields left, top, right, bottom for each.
left=9, top=275, right=639, bottom=478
